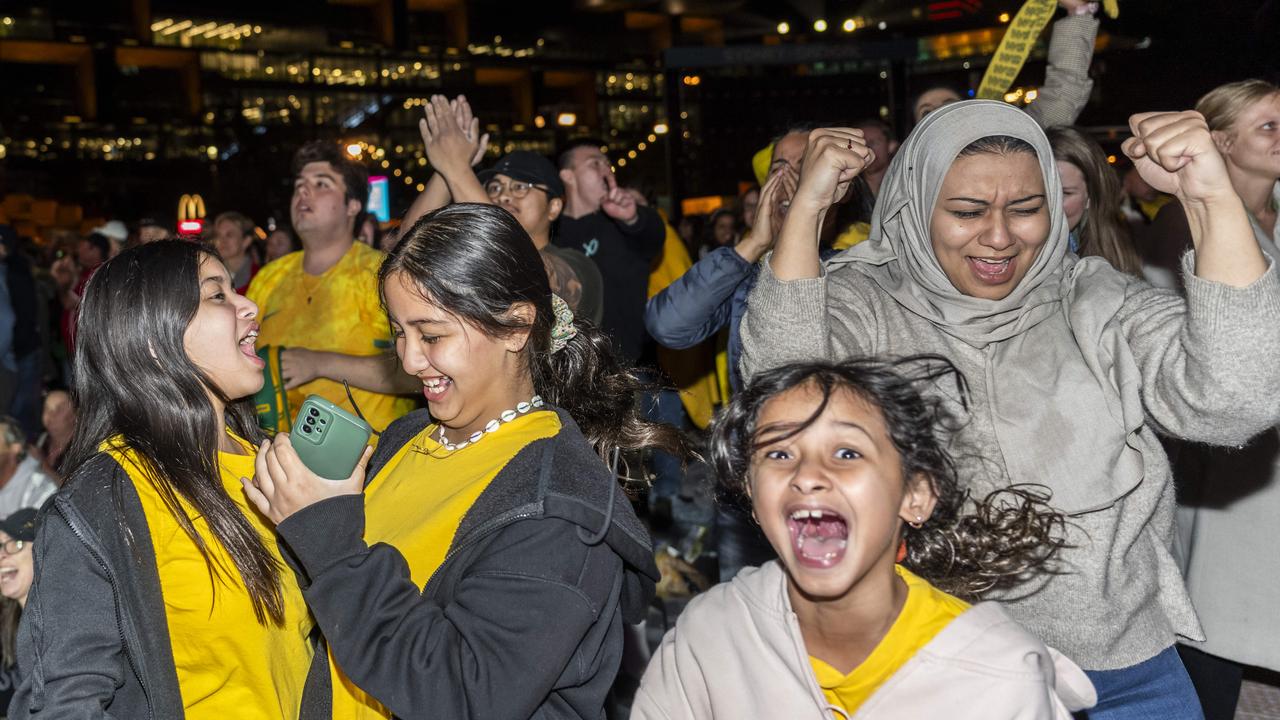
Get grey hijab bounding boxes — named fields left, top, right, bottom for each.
left=829, top=100, right=1143, bottom=514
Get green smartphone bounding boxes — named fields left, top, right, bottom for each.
left=291, top=395, right=373, bottom=480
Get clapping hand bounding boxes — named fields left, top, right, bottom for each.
left=419, top=94, right=490, bottom=175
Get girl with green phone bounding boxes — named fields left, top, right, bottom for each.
left=245, top=203, right=684, bottom=719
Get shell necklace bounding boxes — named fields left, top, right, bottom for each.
left=436, top=395, right=544, bottom=451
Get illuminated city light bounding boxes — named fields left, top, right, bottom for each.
left=556, top=112, right=577, bottom=127
left=777, top=21, right=790, bottom=34
left=843, top=19, right=856, bottom=32
left=346, top=143, right=362, bottom=158
left=814, top=19, right=828, bottom=32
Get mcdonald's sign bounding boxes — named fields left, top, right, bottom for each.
left=177, top=193, right=206, bottom=236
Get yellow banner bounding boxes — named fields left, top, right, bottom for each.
left=976, top=0, right=1058, bottom=100
left=1103, top=0, right=1118, bottom=18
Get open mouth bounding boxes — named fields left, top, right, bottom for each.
left=421, top=375, right=453, bottom=403
left=239, top=325, right=264, bottom=366
left=786, top=507, right=849, bottom=569
left=966, top=256, right=1016, bottom=285
left=0, top=568, right=18, bottom=582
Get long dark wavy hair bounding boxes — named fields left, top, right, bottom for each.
left=62, top=240, right=282, bottom=624
left=380, top=203, right=687, bottom=461
left=710, top=356, right=1065, bottom=600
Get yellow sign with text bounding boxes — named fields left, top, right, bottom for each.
left=976, top=0, right=1058, bottom=100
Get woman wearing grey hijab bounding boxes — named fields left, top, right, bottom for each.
left=740, top=100, right=1280, bottom=718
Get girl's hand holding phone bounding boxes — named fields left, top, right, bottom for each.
left=242, top=435, right=371, bottom=525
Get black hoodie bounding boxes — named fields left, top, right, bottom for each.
left=278, top=407, right=659, bottom=719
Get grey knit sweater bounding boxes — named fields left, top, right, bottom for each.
left=740, top=255, right=1280, bottom=671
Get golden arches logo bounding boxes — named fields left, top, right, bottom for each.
left=178, top=194, right=206, bottom=222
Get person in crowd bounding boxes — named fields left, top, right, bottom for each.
left=10, top=240, right=326, bottom=718
left=646, top=135, right=802, bottom=581
left=247, top=141, right=417, bottom=435
left=241, top=203, right=681, bottom=719
left=741, top=100, right=1280, bottom=718
left=54, top=231, right=109, bottom=355
left=646, top=165, right=792, bottom=396
left=135, top=214, right=172, bottom=245
left=0, top=417, right=55, bottom=517
left=93, top=221, right=129, bottom=259
left=1045, top=126, right=1146, bottom=276
left=912, top=0, right=1101, bottom=127
left=2, top=227, right=44, bottom=440
left=633, top=358, right=1095, bottom=718
left=264, top=226, right=299, bottom=262
left=409, top=94, right=605, bottom=325
left=850, top=119, right=899, bottom=198
left=829, top=118, right=900, bottom=251
left=1123, top=167, right=1173, bottom=223
left=701, top=208, right=740, bottom=255
left=554, top=138, right=665, bottom=363
left=1164, top=78, right=1280, bottom=720
left=0, top=508, right=38, bottom=710
left=34, top=389, right=74, bottom=479
left=677, top=214, right=703, bottom=254
left=357, top=214, right=381, bottom=247
left=739, top=185, right=760, bottom=232
left=213, top=210, right=261, bottom=294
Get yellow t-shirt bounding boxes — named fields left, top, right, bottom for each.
left=331, top=410, right=563, bottom=718
left=810, top=565, right=970, bottom=716
left=106, top=437, right=314, bottom=720
left=246, top=242, right=414, bottom=434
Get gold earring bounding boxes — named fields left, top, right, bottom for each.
left=908, top=515, right=923, bottom=529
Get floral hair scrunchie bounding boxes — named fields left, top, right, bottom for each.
left=549, top=294, right=578, bottom=353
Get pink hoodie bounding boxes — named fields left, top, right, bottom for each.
left=632, top=562, right=1096, bottom=719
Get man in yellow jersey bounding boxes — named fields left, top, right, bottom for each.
left=247, top=142, right=417, bottom=433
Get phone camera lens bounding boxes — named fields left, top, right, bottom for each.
left=306, top=416, right=316, bottom=426
left=309, top=408, right=320, bottom=417
left=302, top=425, right=313, bottom=434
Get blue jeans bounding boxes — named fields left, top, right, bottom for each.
left=1079, top=646, right=1204, bottom=720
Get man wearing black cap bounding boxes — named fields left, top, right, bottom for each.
left=477, top=152, right=602, bottom=325
left=407, top=96, right=603, bottom=324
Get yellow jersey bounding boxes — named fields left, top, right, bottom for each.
left=246, top=242, right=414, bottom=433
left=330, top=411, right=563, bottom=718
left=106, top=437, right=314, bottom=719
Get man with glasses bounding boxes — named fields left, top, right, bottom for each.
left=478, top=152, right=603, bottom=324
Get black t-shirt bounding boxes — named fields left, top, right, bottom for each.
left=553, top=207, right=665, bottom=363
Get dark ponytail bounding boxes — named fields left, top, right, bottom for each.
left=381, top=203, right=687, bottom=461
left=710, top=355, right=1065, bottom=600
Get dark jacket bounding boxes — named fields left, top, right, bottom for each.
left=644, top=246, right=756, bottom=393
left=278, top=407, right=660, bottom=720
left=9, top=453, right=330, bottom=720
left=553, top=207, right=665, bottom=363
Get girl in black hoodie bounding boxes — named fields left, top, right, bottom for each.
left=244, top=203, right=683, bottom=719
